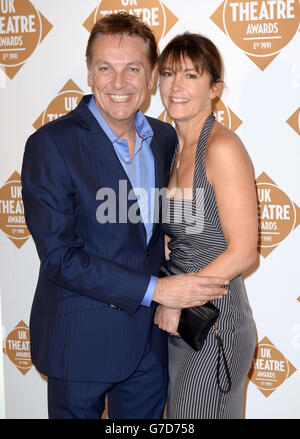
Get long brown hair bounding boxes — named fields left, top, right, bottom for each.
left=158, top=32, right=223, bottom=85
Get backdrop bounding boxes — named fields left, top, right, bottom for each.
left=0, top=0, right=299, bottom=419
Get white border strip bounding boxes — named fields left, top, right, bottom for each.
left=0, top=289, right=6, bottom=419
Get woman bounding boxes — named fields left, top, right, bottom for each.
left=154, top=33, right=258, bottom=419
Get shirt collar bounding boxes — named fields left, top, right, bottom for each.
left=87, top=95, right=153, bottom=143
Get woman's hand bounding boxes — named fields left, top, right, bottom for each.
left=154, top=305, right=181, bottom=336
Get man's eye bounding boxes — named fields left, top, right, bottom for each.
left=99, top=66, right=109, bottom=71
left=129, top=67, right=139, bottom=72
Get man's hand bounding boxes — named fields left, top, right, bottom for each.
left=152, top=273, right=229, bottom=309
left=154, top=305, right=181, bottom=336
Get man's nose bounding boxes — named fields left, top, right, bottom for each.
left=113, top=71, right=126, bottom=89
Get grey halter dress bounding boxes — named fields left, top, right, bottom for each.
left=161, top=114, right=256, bottom=419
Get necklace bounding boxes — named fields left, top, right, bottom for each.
left=176, top=140, right=198, bottom=169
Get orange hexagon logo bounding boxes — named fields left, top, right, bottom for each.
left=248, top=337, right=296, bottom=397
left=0, top=0, right=52, bottom=79
left=83, top=0, right=178, bottom=44
left=210, top=0, right=300, bottom=70
left=33, top=79, right=84, bottom=130
left=3, top=321, right=32, bottom=375
left=256, top=172, right=300, bottom=257
left=0, top=171, right=30, bottom=249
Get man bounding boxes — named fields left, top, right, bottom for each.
left=21, top=13, right=228, bottom=419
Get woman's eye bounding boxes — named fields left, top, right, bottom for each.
left=186, top=74, right=197, bottom=79
left=162, top=71, right=172, bottom=77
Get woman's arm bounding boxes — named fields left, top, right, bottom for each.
left=165, top=234, right=171, bottom=260
left=155, top=126, right=258, bottom=335
left=199, top=125, right=258, bottom=279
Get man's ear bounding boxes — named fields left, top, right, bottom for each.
left=87, top=68, right=93, bottom=87
left=148, top=63, right=158, bottom=90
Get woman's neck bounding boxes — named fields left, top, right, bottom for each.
left=175, top=108, right=212, bottom=148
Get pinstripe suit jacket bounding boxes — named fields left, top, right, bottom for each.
left=21, top=95, right=177, bottom=382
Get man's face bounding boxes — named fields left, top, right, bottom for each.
left=88, top=34, right=155, bottom=130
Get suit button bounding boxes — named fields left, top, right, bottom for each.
left=109, top=304, right=120, bottom=310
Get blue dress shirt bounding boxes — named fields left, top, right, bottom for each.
left=88, top=95, right=158, bottom=306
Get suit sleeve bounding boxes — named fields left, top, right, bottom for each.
left=21, top=128, right=150, bottom=316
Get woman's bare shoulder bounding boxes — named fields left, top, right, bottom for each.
left=206, top=121, right=254, bottom=182
left=208, top=121, right=244, bottom=154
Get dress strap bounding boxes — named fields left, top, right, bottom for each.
left=193, top=113, right=215, bottom=196
left=195, top=113, right=216, bottom=168
left=169, top=143, right=179, bottom=174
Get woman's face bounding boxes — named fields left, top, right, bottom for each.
left=159, top=56, right=219, bottom=123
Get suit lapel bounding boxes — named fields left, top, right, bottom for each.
left=150, top=132, right=165, bottom=190
left=72, top=95, right=148, bottom=245
left=148, top=130, right=165, bottom=246
left=72, top=95, right=131, bottom=183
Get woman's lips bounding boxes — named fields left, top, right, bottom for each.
left=170, top=97, right=189, bottom=103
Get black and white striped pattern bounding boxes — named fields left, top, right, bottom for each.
left=161, top=114, right=256, bottom=419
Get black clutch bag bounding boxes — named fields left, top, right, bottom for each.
left=159, top=264, right=231, bottom=394
left=178, top=302, right=219, bottom=351
left=159, top=264, right=219, bottom=351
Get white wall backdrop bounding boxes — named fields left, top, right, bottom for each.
left=0, top=0, right=299, bottom=419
